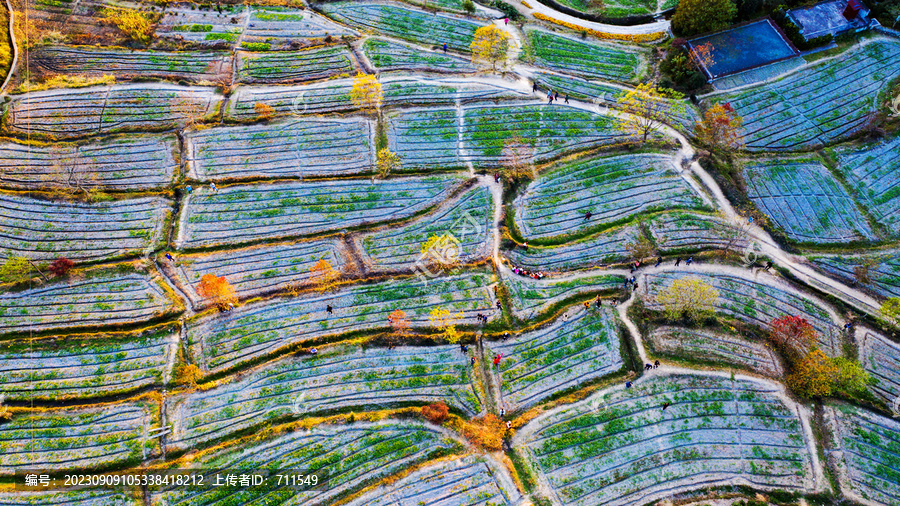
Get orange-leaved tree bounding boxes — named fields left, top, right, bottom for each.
left=421, top=402, right=449, bottom=424
left=460, top=414, right=507, bottom=450
left=388, top=309, right=411, bottom=336
left=309, top=258, right=341, bottom=292
left=695, top=101, right=743, bottom=153
left=196, top=274, right=237, bottom=310
left=787, top=348, right=838, bottom=398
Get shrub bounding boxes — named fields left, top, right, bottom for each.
left=105, top=9, right=156, bottom=45
left=462, top=0, right=476, bottom=14
left=0, top=257, right=32, bottom=283
left=461, top=414, right=506, bottom=450
left=48, top=258, right=74, bottom=277
left=421, top=402, right=449, bottom=424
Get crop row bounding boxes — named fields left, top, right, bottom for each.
left=488, top=307, right=623, bottom=412
left=743, top=160, right=877, bottom=244
left=319, top=2, right=481, bottom=51
left=31, top=45, right=230, bottom=82
left=5, top=84, right=224, bottom=138
left=835, top=136, right=900, bottom=236
left=0, top=402, right=159, bottom=473
left=167, top=346, right=481, bottom=449
left=856, top=329, right=900, bottom=406
left=154, top=421, right=461, bottom=505
left=0, top=489, right=139, bottom=505
left=227, top=76, right=527, bottom=120
left=236, top=46, right=354, bottom=83
left=187, top=270, right=496, bottom=373
left=176, top=175, right=465, bottom=250
left=725, top=39, right=900, bottom=151
left=0, top=333, right=175, bottom=401
left=241, top=8, right=358, bottom=48
left=514, top=153, right=706, bottom=240
left=526, top=27, right=643, bottom=82
left=0, top=134, right=177, bottom=191
left=185, top=117, right=374, bottom=181
left=826, top=404, right=900, bottom=506
left=518, top=374, right=814, bottom=506
left=344, top=455, right=521, bottom=506
left=0, top=193, right=171, bottom=262
left=642, top=270, right=840, bottom=354
left=170, top=238, right=348, bottom=306
left=363, top=38, right=478, bottom=73
left=810, top=252, right=900, bottom=299
left=357, top=184, right=493, bottom=272
left=503, top=271, right=624, bottom=320
left=0, top=271, right=179, bottom=336
left=156, top=8, right=248, bottom=46
left=649, top=326, right=782, bottom=377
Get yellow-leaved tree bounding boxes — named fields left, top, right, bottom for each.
left=421, top=234, right=461, bottom=268
left=429, top=307, right=463, bottom=343
left=196, top=273, right=237, bottom=310
left=616, top=83, right=685, bottom=143
left=350, top=72, right=383, bottom=111
left=470, top=24, right=512, bottom=71
left=654, top=276, right=719, bottom=322
left=376, top=148, right=401, bottom=178
left=105, top=9, right=156, bottom=45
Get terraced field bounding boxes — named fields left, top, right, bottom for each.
left=856, top=329, right=900, bottom=405
left=357, top=185, right=493, bottom=271
left=642, top=270, right=840, bottom=354
left=834, top=136, right=900, bottom=236
left=185, top=118, right=374, bottom=181
left=0, top=333, right=176, bottom=401
left=187, top=270, right=495, bottom=372
left=363, top=38, right=478, bottom=73
left=488, top=307, right=623, bottom=412
left=0, top=135, right=178, bottom=191
left=0, top=271, right=180, bottom=336
left=169, top=239, right=348, bottom=305
left=0, top=193, right=171, bottom=261
left=649, top=327, right=782, bottom=376
left=241, top=8, right=358, bottom=48
left=319, top=2, right=482, bottom=51
left=154, top=422, right=463, bottom=505
left=5, top=85, right=223, bottom=138
left=826, top=404, right=900, bottom=505
left=30, top=46, right=231, bottom=82
left=725, top=39, right=900, bottom=151
left=504, top=224, right=639, bottom=271
left=503, top=271, right=624, bottom=319
left=177, top=175, right=465, bottom=249
left=344, top=456, right=521, bottom=506
left=236, top=46, right=354, bottom=83
left=0, top=402, right=160, bottom=473
left=227, top=77, right=527, bottom=121
left=0, top=489, right=139, bottom=506
left=526, top=27, right=644, bottom=82
left=516, top=374, right=816, bottom=506
left=167, top=347, right=482, bottom=448
left=811, top=252, right=900, bottom=298
left=514, top=153, right=706, bottom=240
left=743, top=159, right=877, bottom=244
left=648, top=211, right=744, bottom=253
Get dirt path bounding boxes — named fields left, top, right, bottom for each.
left=503, top=0, right=670, bottom=35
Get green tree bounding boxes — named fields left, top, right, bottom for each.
left=672, top=0, right=737, bottom=36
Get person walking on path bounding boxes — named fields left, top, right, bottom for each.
left=584, top=211, right=592, bottom=220
left=564, top=94, right=569, bottom=104
left=675, top=257, right=682, bottom=266
left=326, top=305, right=333, bottom=314
left=533, top=82, right=538, bottom=92
left=210, top=182, right=217, bottom=193
left=662, top=402, right=670, bottom=411
left=654, top=360, right=660, bottom=368
left=686, top=256, right=693, bottom=265
left=554, top=91, right=559, bottom=100
left=655, top=256, right=662, bottom=267
left=504, top=17, right=509, bottom=24
left=493, top=353, right=502, bottom=366
left=443, top=43, right=447, bottom=52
